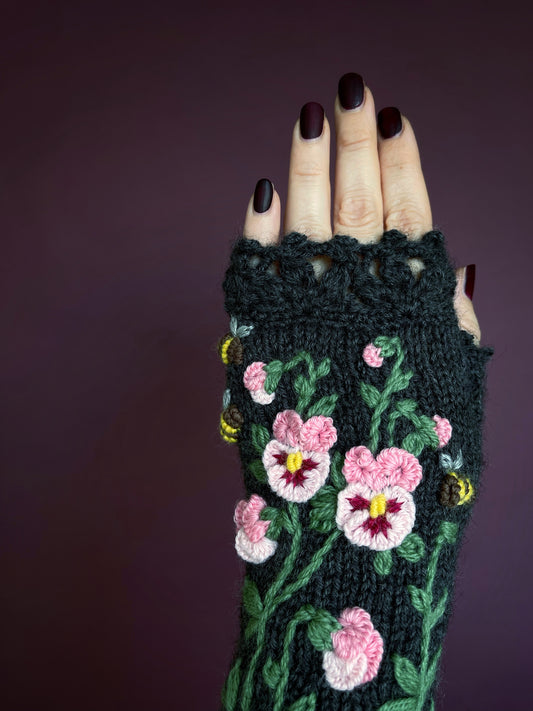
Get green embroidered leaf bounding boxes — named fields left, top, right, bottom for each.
left=430, top=591, right=449, bottom=626
left=260, top=506, right=283, bottom=539
left=408, top=585, right=430, bottom=614
left=429, top=701, right=435, bottom=711
left=309, top=485, right=338, bottom=533
left=316, top=358, right=331, bottom=378
left=221, top=658, right=241, bottom=711
left=251, top=424, right=271, bottom=456
left=397, top=533, right=425, bottom=562
left=287, top=693, right=317, bottom=711
left=244, top=617, right=259, bottom=640
left=306, top=394, right=338, bottom=418
left=329, top=450, right=345, bottom=490
left=416, top=414, right=440, bottom=448
left=395, top=399, right=418, bottom=415
left=294, top=374, right=308, bottom=398
left=262, top=656, right=280, bottom=689
left=374, top=549, right=393, bottom=576
left=439, top=520, right=459, bottom=544
left=401, top=432, right=425, bottom=457
left=361, top=382, right=381, bottom=409
left=392, top=654, right=420, bottom=696
left=377, top=698, right=416, bottom=711
left=242, top=577, right=263, bottom=619
left=307, top=609, right=341, bottom=651
left=248, top=458, right=267, bottom=483
left=264, top=360, right=284, bottom=392
left=374, top=335, right=398, bottom=358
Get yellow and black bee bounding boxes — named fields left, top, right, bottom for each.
left=220, top=389, right=244, bottom=444
left=439, top=451, right=475, bottom=508
left=218, top=316, right=253, bottom=366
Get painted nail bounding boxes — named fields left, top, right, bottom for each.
left=300, top=102, right=324, bottom=139
left=338, top=73, right=365, bottom=110
left=377, top=107, right=402, bottom=138
left=464, top=264, right=476, bottom=301
left=253, top=178, right=273, bottom=214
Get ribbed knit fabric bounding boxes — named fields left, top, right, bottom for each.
left=218, top=230, right=492, bottom=711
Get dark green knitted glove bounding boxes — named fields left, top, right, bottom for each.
left=217, top=229, right=492, bottom=711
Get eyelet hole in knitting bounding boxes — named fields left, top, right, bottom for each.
left=267, top=260, right=281, bottom=276
left=248, top=254, right=261, bottom=267
left=369, top=258, right=382, bottom=280
left=407, top=258, right=425, bottom=280
left=308, top=255, right=332, bottom=281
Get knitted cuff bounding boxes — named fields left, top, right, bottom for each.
left=218, top=230, right=492, bottom=711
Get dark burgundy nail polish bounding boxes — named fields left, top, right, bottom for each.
left=377, top=107, right=402, bottom=138
left=253, top=178, right=273, bottom=214
left=338, top=73, right=365, bottom=110
left=300, top=102, right=324, bottom=139
left=464, top=264, right=476, bottom=301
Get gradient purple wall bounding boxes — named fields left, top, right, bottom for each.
left=1, top=1, right=530, bottom=709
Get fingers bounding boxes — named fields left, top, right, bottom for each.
left=243, top=178, right=281, bottom=246
left=333, top=75, right=383, bottom=242
left=454, top=265, right=481, bottom=345
left=283, top=102, right=332, bottom=242
left=377, top=108, right=433, bottom=238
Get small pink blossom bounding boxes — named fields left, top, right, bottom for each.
left=323, top=607, right=383, bottom=690
left=263, top=410, right=337, bottom=503
left=433, top=415, right=452, bottom=448
left=336, top=482, right=416, bottom=551
left=362, top=343, right=384, bottom=368
left=243, top=361, right=275, bottom=405
left=234, top=494, right=277, bottom=563
left=343, top=446, right=422, bottom=492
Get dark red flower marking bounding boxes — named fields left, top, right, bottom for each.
left=274, top=452, right=318, bottom=488
left=346, top=495, right=404, bottom=539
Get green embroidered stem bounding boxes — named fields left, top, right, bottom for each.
left=272, top=607, right=315, bottom=711
left=240, top=503, right=302, bottom=711
left=274, top=529, right=341, bottom=607
left=366, top=337, right=412, bottom=454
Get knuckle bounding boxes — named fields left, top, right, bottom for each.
left=335, top=190, right=381, bottom=231
left=336, top=128, right=374, bottom=153
left=384, top=201, right=429, bottom=235
left=292, top=159, right=323, bottom=179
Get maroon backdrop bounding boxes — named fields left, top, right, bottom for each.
left=2, top=1, right=530, bottom=709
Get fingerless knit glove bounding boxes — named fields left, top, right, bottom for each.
left=217, top=230, right=492, bottom=711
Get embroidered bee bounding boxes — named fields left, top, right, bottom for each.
left=439, top=450, right=474, bottom=507
left=220, top=389, right=244, bottom=444
left=218, top=316, right=254, bottom=365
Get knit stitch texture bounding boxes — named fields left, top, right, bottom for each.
left=218, top=229, right=492, bottom=711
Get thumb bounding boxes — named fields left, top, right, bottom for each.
left=454, top=265, right=481, bottom=345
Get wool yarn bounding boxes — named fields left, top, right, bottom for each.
left=218, top=229, right=492, bottom=711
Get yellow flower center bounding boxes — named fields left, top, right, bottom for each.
left=369, top=493, right=387, bottom=519
left=286, top=451, right=303, bottom=473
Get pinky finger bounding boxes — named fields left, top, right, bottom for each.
left=243, top=178, right=281, bottom=245
left=454, top=265, right=481, bottom=345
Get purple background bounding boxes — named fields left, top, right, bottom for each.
left=1, top=1, right=530, bottom=709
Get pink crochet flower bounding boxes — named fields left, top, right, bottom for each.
left=433, top=415, right=452, bottom=448
left=323, top=607, right=383, bottom=690
left=343, top=446, right=422, bottom=492
left=262, top=410, right=337, bottom=503
left=362, top=343, right=384, bottom=368
left=234, top=495, right=277, bottom=563
left=243, top=361, right=275, bottom=405
left=336, top=482, right=416, bottom=551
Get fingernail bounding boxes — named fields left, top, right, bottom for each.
left=253, top=178, right=273, bottom=214
left=377, top=107, right=402, bottom=138
left=300, top=102, right=324, bottom=139
left=464, top=264, right=476, bottom=301
left=338, top=73, right=365, bottom=110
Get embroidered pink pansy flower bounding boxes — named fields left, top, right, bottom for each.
left=234, top=494, right=277, bottom=564
left=262, top=410, right=337, bottom=503
left=336, top=446, right=422, bottom=550
left=432, top=415, right=452, bottom=448
left=323, top=607, right=383, bottom=690
left=243, top=361, right=275, bottom=405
